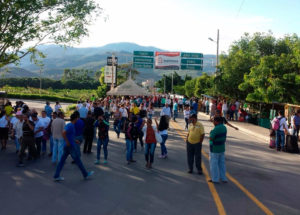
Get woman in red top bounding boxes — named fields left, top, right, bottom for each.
left=143, top=119, right=157, bottom=169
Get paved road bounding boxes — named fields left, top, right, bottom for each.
left=1, top=112, right=300, bottom=215
left=9, top=98, right=71, bottom=112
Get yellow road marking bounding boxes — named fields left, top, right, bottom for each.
left=170, top=121, right=227, bottom=215
left=170, top=121, right=274, bottom=215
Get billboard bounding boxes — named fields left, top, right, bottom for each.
left=155, top=52, right=180, bottom=70
left=104, top=66, right=116, bottom=84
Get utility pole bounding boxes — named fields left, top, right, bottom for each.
left=111, top=53, right=115, bottom=89
left=171, top=72, right=174, bottom=94
left=164, top=75, right=166, bottom=94
left=216, top=29, right=219, bottom=74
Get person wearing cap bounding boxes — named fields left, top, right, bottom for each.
left=186, top=114, right=204, bottom=175
left=208, top=116, right=228, bottom=184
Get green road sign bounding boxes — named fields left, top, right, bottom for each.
left=181, top=64, right=203, bottom=70
left=133, top=57, right=154, bottom=63
left=133, top=63, right=154, bottom=69
left=133, top=51, right=154, bottom=57
left=181, top=59, right=203, bottom=65
left=181, top=52, right=203, bottom=58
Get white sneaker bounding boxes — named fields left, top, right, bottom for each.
left=54, top=177, right=64, bottom=182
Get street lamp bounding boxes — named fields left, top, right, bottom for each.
left=208, top=29, right=219, bottom=74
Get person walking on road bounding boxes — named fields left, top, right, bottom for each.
left=173, top=100, right=178, bottom=121
left=83, top=111, right=95, bottom=154
left=51, top=112, right=65, bottom=163
left=143, top=118, right=158, bottom=169
left=125, top=115, right=138, bottom=164
left=155, top=116, right=169, bottom=159
left=184, top=106, right=190, bottom=130
left=53, top=113, right=94, bottom=181
left=94, top=115, right=109, bottom=165
left=160, top=103, right=171, bottom=123
left=17, top=114, right=38, bottom=167
left=186, top=114, right=204, bottom=175
left=208, top=116, right=228, bottom=184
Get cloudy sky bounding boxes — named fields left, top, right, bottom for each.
left=76, top=0, right=300, bottom=54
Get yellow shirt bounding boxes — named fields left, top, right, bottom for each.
left=5, top=106, right=13, bottom=117
left=188, top=121, right=204, bottom=144
left=130, top=106, right=140, bottom=115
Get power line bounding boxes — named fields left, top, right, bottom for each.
left=236, top=0, right=246, bottom=18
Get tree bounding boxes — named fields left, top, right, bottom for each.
left=0, top=0, right=101, bottom=68
left=194, top=73, right=213, bottom=97
left=117, top=64, right=139, bottom=85
left=184, top=79, right=196, bottom=97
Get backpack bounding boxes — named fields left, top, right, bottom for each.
left=127, top=123, right=139, bottom=140
left=272, top=117, right=283, bottom=131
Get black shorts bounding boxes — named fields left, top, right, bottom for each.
left=0, top=127, right=9, bottom=140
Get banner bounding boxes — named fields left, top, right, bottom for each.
left=104, top=66, right=116, bottom=84
left=155, top=52, right=180, bottom=70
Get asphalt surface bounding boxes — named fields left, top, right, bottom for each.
left=1, top=112, right=300, bottom=215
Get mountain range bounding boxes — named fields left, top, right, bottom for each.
left=2, top=42, right=217, bottom=82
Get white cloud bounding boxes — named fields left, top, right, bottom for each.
left=72, top=0, right=275, bottom=54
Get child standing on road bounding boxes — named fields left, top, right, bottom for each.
left=94, top=115, right=109, bottom=165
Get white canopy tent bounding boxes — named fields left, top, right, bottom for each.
left=106, top=79, right=150, bottom=96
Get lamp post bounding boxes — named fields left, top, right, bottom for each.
left=208, top=29, right=219, bottom=74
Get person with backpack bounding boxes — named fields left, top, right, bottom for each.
left=125, top=115, right=138, bottom=164
left=94, top=115, right=109, bottom=164
left=271, top=110, right=288, bottom=151
left=142, top=118, right=158, bottom=169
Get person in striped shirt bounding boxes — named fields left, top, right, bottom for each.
left=208, top=116, right=228, bottom=184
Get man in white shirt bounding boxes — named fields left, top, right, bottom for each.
left=36, top=111, right=51, bottom=155
left=12, top=112, right=23, bottom=153
left=78, top=103, right=88, bottom=119
left=160, top=103, right=171, bottom=123
left=234, top=100, right=240, bottom=121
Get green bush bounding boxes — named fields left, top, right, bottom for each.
left=67, top=104, right=77, bottom=111
left=7, top=93, right=77, bottom=103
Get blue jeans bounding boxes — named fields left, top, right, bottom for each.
left=113, top=121, right=121, bottom=135
left=173, top=110, right=178, bottom=121
left=15, top=137, right=21, bottom=151
left=206, top=105, right=209, bottom=114
left=222, top=110, right=227, bottom=118
left=275, top=130, right=285, bottom=149
left=50, top=135, right=53, bottom=153
left=145, top=143, right=156, bottom=163
left=75, top=135, right=83, bottom=157
left=160, top=134, right=168, bottom=155
left=126, top=139, right=134, bottom=161
left=97, top=138, right=108, bottom=160
left=52, top=138, right=64, bottom=163
left=42, top=138, right=47, bottom=153
left=234, top=110, right=238, bottom=121
left=210, top=152, right=227, bottom=182
left=54, top=145, right=88, bottom=178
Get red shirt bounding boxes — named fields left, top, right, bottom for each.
left=146, top=126, right=156, bottom=144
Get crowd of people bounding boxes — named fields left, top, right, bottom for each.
left=0, top=95, right=234, bottom=184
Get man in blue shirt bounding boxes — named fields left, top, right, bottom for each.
left=44, top=101, right=53, bottom=119
left=53, top=112, right=94, bottom=181
left=292, top=110, right=300, bottom=138
left=173, top=101, right=178, bottom=121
